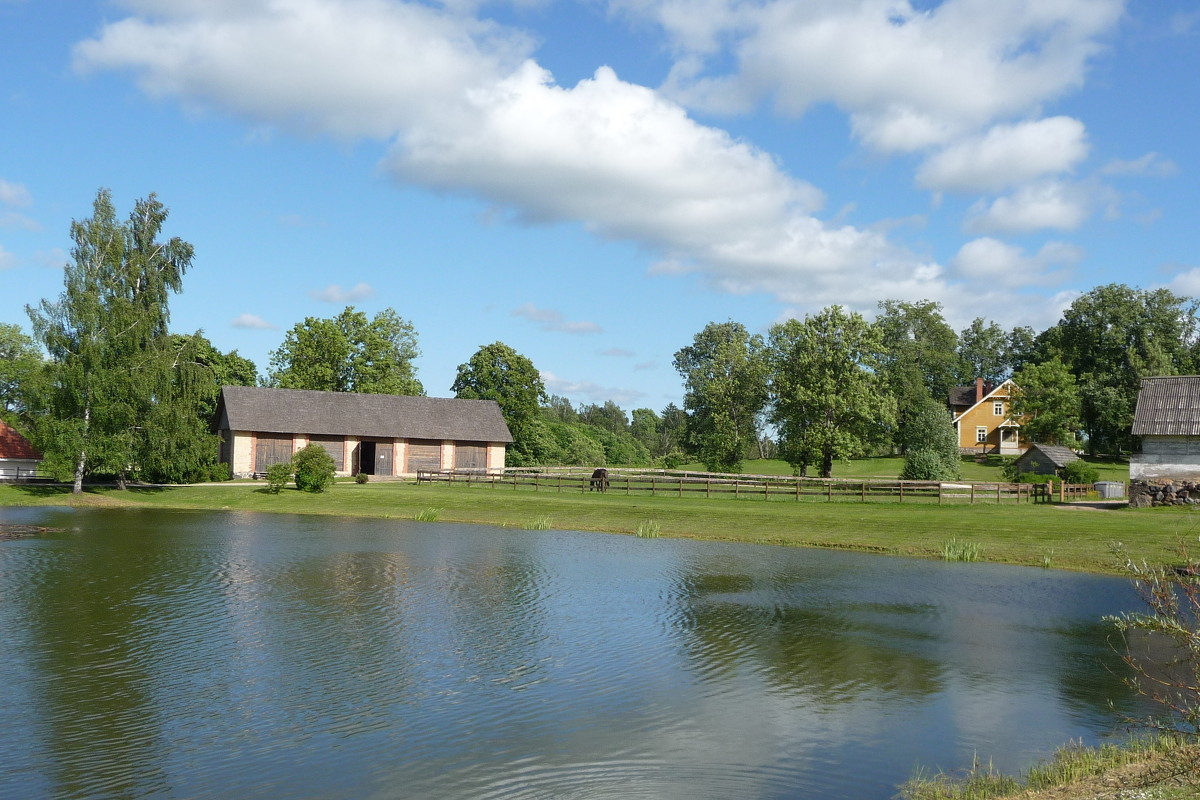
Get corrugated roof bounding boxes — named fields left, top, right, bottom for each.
left=1131, top=376, right=1200, bottom=436
left=0, top=420, right=41, bottom=460
left=218, top=386, right=514, bottom=443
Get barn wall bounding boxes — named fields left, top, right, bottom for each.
left=1131, top=436, right=1200, bottom=480
left=488, top=443, right=506, bottom=472
left=230, top=431, right=253, bottom=477
left=0, top=458, right=41, bottom=479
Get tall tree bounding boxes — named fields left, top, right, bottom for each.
left=0, top=323, right=44, bottom=423
left=957, top=317, right=1009, bottom=384
left=629, top=407, right=661, bottom=456
left=1011, top=357, right=1082, bottom=447
left=874, top=300, right=959, bottom=452
left=769, top=307, right=894, bottom=478
left=1006, top=325, right=1039, bottom=375
left=1040, top=284, right=1198, bottom=453
left=673, top=321, right=767, bottom=473
left=452, top=341, right=546, bottom=463
left=268, top=306, right=423, bottom=395
left=579, top=400, right=628, bottom=434
left=27, top=189, right=198, bottom=492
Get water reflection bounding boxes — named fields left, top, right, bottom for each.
left=0, top=508, right=1156, bottom=800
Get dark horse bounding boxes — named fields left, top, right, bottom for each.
left=589, top=468, right=609, bottom=492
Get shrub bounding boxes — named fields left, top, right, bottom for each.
left=1061, top=459, right=1099, bottom=484
left=208, top=462, right=232, bottom=482
left=659, top=452, right=685, bottom=470
left=264, top=461, right=293, bottom=493
left=901, top=449, right=957, bottom=481
left=292, top=443, right=336, bottom=493
left=354, top=472, right=369, bottom=484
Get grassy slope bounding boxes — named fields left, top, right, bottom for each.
left=2, top=472, right=1187, bottom=574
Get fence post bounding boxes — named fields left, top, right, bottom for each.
left=970, top=483, right=975, bottom=504
left=938, top=482, right=943, bottom=505
left=706, top=479, right=711, bottom=498
left=827, top=481, right=832, bottom=502
left=899, top=481, right=904, bottom=503
left=735, top=480, right=740, bottom=498
left=1060, top=480, right=1065, bottom=503
left=764, top=480, right=769, bottom=500
left=679, top=477, right=683, bottom=498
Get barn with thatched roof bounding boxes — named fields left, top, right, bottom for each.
left=215, top=386, right=512, bottom=478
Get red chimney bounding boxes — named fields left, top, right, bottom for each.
left=975, top=377, right=984, bottom=404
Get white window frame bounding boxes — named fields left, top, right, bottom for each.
left=993, top=401, right=1004, bottom=416
left=976, top=427, right=988, bottom=443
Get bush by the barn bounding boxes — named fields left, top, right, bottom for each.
left=293, top=443, right=335, bottom=493
left=265, top=461, right=293, bottom=493
left=900, top=449, right=956, bottom=481
left=1061, top=459, right=1099, bottom=484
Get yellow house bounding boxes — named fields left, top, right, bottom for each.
left=949, top=378, right=1027, bottom=455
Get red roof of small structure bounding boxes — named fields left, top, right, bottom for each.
left=0, top=420, right=41, bottom=460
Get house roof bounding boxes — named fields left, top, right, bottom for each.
left=0, top=420, right=41, bottom=460
left=950, top=379, right=1018, bottom=423
left=1019, top=443, right=1079, bottom=468
left=948, top=385, right=983, bottom=407
left=1131, top=376, right=1200, bottom=436
left=217, top=386, right=514, bottom=443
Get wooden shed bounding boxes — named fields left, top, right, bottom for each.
left=1131, top=376, right=1200, bottom=481
left=1012, top=442, right=1079, bottom=476
left=0, top=419, right=42, bottom=480
left=215, top=386, right=513, bottom=478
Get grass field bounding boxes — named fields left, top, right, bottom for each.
left=1, top=470, right=1187, bottom=574
left=681, top=455, right=1131, bottom=482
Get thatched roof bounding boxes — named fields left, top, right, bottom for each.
left=1132, top=376, right=1200, bottom=436
left=1019, top=443, right=1079, bottom=469
left=217, top=386, right=513, bottom=443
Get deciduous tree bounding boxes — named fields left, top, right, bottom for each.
left=874, top=300, right=959, bottom=453
left=452, top=341, right=545, bottom=462
left=1011, top=357, right=1082, bottom=447
left=674, top=321, right=767, bottom=473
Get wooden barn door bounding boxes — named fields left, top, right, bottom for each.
left=454, top=443, right=487, bottom=472
left=375, top=442, right=393, bottom=476
left=255, top=433, right=293, bottom=473
left=406, top=440, right=441, bottom=473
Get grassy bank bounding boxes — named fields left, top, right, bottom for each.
left=2, top=478, right=1192, bottom=573
left=901, top=735, right=1199, bottom=800
left=682, top=455, right=1131, bottom=483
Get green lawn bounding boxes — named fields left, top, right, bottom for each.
left=1, top=473, right=1179, bottom=574
left=681, top=455, right=1131, bottom=482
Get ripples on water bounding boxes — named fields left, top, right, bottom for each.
left=0, top=507, right=1151, bottom=800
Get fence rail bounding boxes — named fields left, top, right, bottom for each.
left=0, top=466, right=51, bottom=483
left=416, top=468, right=1044, bottom=505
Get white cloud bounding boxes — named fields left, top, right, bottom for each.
left=601, top=347, right=635, bottom=358
left=74, top=0, right=533, bottom=139
left=0, top=245, right=16, bottom=270
left=230, top=313, right=277, bottom=330
left=309, top=282, right=374, bottom=303
left=1101, top=152, right=1178, bottom=177
left=0, top=212, right=40, bottom=230
left=965, top=181, right=1091, bottom=234
left=0, top=179, right=31, bottom=207
left=540, top=370, right=646, bottom=406
left=512, top=302, right=602, bottom=334
left=650, top=0, right=1123, bottom=153
left=35, top=247, right=67, bottom=268
left=916, top=117, right=1089, bottom=192
left=951, top=237, right=1082, bottom=288
left=1165, top=267, right=1200, bottom=297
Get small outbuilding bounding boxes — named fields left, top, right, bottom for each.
left=0, top=419, right=42, bottom=480
left=215, top=386, right=513, bottom=478
left=1012, top=442, right=1079, bottom=476
left=1130, top=375, right=1200, bottom=481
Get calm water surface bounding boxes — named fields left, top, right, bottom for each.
left=0, top=507, right=1151, bottom=799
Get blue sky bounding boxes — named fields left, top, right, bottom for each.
left=2, top=1, right=1198, bottom=414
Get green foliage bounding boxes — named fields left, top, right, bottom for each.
left=268, top=306, right=423, bottom=395
left=1011, top=357, right=1082, bottom=447
left=769, top=306, right=895, bottom=478
left=901, top=450, right=955, bottom=481
left=523, top=516, right=552, bottom=530
left=941, top=538, right=981, bottom=562
left=635, top=520, right=661, bottom=539
left=674, top=321, right=768, bottom=473
left=354, top=472, right=369, bottom=484
left=414, top=507, right=441, bottom=521
left=899, top=395, right=961, bottom=480
left=264, top=461, right=292, bottom=493
left=1061, top=459, right=1099, bottom=484
left=25, top=189, right=203, bottom=491
left=452, top=341, right=545, bottom=460
left=579, top=400, right=628, bottom=434
left=0, top=323, right=44, bottom=424
left=292, top=443, right=335, bottom=493
left=1041, top=284, right=1199, bottom=454
left=207, top=462, right=232, bottom=482
left=957, top=317, right=1009, bottom=385
left=874, top=300, right=960, bottom=453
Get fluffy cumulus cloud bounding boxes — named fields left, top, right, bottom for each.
left=965, top=181, right=1093, bottom=234
left=309, top=282, right=375, bottom=303
left=512, top=302, right=602, bottom=334
left=647, top=0, right=1123, bottom=153
left=916, top=117, right=1089, bottom=192
left=951, top=237, right=1083, bottom=288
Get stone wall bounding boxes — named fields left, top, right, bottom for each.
left=1129, top=478, right=1200, bottom=507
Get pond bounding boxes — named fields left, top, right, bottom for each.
left=0, top=507, right=1154, bottom=799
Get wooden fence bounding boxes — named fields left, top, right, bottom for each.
left=416, top=468, right=1043, bottom=505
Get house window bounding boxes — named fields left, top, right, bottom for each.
left=976, top=427, right=988, bottom=443
left=993, top=401, right=1004, bottom=416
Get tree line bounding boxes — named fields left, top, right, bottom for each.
left=4, top=190, right=1198, bottom=488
